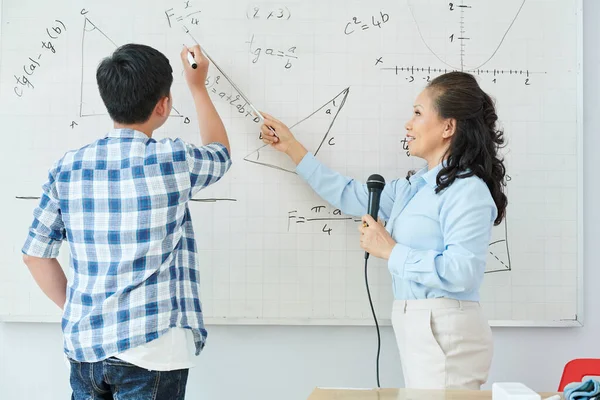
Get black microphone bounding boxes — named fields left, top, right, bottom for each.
left=363, top=173, right=386, bottom=388
left=364, top=174, right=385, bottom=260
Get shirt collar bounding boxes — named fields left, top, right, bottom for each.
left=410, top=162, right=445, bottom=188
left=106, top=129, right=151, bottom=140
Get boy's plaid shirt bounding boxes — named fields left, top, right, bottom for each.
left=22, top=129, right=231, bottom=362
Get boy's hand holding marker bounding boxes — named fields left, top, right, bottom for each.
left=180, top=45, right=209, bottom=92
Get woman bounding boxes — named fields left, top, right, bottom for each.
left=260, top=71, right=507, bottom=390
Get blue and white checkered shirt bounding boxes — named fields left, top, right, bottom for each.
left=22, top=129, right=232, bottom=362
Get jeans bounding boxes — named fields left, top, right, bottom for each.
left=69, top=357, right=189, bottom=400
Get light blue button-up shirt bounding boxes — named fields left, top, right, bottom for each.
left=296, top=152, right=497, bottom=302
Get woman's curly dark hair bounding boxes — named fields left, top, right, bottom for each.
left=424, top=71, right=507, bottom=225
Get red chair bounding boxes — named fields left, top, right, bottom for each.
left=558, top=358, right=600, bottom=391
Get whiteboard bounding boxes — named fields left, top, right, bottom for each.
left=0, top=0, right=583, bottom=327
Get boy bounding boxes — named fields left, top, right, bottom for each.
left=21, top=43, right=231, bottom=399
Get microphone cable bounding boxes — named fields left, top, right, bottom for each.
left=364, top=256, right=381, bottom=388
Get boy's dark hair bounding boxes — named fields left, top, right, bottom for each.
left=96, top=44, right=173, bottom=124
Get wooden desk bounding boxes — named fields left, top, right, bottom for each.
left=308, top=388, right=561, bottom=399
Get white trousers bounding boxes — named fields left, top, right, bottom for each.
left=391, top=298, right=493, bottom=390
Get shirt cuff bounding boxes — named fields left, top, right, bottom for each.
left=388, top=243, right=411, bottom=279
left=295, top=152, right=319, bottom=181
left=22, top=233, right=62, bottom=259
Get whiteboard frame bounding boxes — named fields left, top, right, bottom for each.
left=575, top=0, right=585, bottom=328
left=0, top=315, right=585, bottom=327
left=0, top=0, right=585, bottom=328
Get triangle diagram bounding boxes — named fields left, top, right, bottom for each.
left=244, top=87, right=350, bottom=174
left=485, top=218, right=511, bottom=273
left=79, top=18, right=183, bottom=118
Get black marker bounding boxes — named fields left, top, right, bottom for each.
left=186, top=49, right=197, bottom=69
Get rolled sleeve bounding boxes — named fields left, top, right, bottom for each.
left=22, top=169, right=65, bottom=259
left=387, top=243, right=410, bottom=279
left=184, top=142, right=232, bottom=196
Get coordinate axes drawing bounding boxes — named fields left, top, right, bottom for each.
left=383, top=0, right=545, bottom=83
